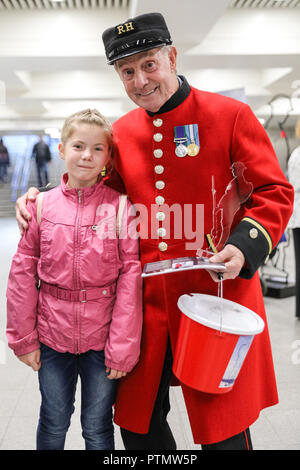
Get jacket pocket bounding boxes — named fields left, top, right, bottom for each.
left=38, top=293, right=74, bottom=348
left=37, top=293, right=54, bottom=342
left=98, top=238, right=119, bottom=278
left=102, top=238, right=118, bottom=261
left=89, top=226, right=119, bottom=270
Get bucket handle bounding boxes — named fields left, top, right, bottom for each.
left=217, top=272, right=224, bottom=334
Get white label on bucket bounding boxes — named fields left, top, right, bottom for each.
left=219, top=335, right=254, bottom=388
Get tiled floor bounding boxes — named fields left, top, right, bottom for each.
left=1, top=217, right=299, bottom=450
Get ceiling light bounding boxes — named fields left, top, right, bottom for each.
left=44, top=128, right=61, bottom=139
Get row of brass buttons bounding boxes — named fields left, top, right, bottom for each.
left=153, top=118, right=168, bottom=252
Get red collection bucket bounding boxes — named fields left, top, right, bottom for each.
left=173, top=293, right=264, bottom=394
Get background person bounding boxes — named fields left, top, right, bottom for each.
left=288, top=118, right=300, bottom=319
left=0, top=137, right=10, bottom=183
left=31, top=135, right=51, bottom=187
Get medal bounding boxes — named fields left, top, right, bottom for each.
left=187, top=143, right=199, bottom=156
left=174, top=126, right=188, bottom=158
left=175, top=143, right=188, bottom=157
left=174, top=124, right=200, bottom=158
left=187, top=124, right=200, bottom=157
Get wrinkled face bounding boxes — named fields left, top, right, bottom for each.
left=59, top=123, right=110, bottom=188
left=115, top=46, right=179, bottom=113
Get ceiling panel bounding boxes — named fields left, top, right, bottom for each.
left=0, top=0, right=129, bottom=9
left=0, top=0, right=299, bottom=136
left=229, top=0, right=300, bottom=8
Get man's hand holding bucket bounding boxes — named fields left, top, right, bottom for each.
left=208, top=244, right=245, bottom=282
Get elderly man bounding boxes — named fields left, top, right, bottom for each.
left=16, top=13, right=293, bottom=450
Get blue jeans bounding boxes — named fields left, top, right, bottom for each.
left=37, top=343, right=117, bottom=450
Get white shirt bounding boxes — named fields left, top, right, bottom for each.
left=288, top=145, right=300, bottom=228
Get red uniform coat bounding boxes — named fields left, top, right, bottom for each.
left=108, top=81, right=293, bottom=444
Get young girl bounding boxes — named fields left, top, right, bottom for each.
left=6, top=109, right=143, bottom=450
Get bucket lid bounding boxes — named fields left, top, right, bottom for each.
left=177, top=293, right=264, bottom=335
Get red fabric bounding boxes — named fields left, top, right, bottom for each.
left=109, top=88, right=293, bottom=444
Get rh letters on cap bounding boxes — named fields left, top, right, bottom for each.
left=115, top=21, right=135, bottom=36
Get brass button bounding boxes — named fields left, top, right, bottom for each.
left=154, top=165, right=164, bottom=175
left=153, top=118, right=163, bottom=127
left=158, top=241, right=168, bottom=252
left=157, top=227, right=167, bottom=237
left=155, top=180, right=165, bottom=190
left=153, top=133, right=163, bottom=142
left=156, top=211, right=166, bottom=222
left=249, top=228, right=258, bottom=239
left=155, top=195, right=165, bottom=205
left=154, top=149, right=163, bottom=158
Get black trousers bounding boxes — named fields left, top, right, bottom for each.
left=120, top=339, right=253, bottom=451
left=293, top=228, right=300, bottom=318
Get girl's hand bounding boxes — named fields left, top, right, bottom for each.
left=106, top=367, right=127, bottom=380
left=18, top=349, right=41, bottom=371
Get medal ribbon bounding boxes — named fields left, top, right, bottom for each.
left=193, top=124, right=199, bottom=147
left=174, top=126, right=186, bottom=144
left=187, top=124, right=199, bottom=146
left=188, top=124, right=195, bottom=144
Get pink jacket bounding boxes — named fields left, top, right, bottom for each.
left=6, top=174, right=143, bottom=373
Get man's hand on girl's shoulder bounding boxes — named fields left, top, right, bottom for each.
left=16, top=187, right=39, bottom=235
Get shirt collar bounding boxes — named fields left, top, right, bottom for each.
left=146, top=75, right=191, bottom=117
